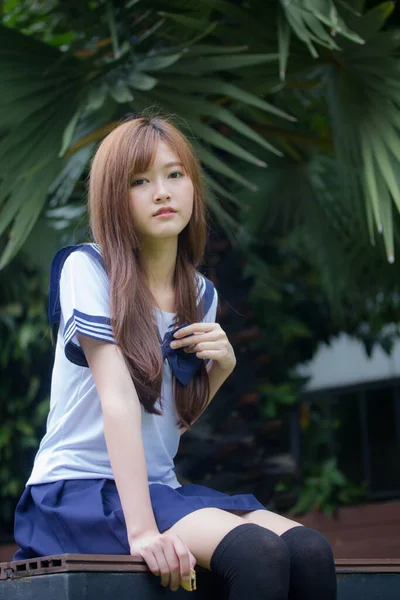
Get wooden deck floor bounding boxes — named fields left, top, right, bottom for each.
left=293, top=499, right=400, bottom=558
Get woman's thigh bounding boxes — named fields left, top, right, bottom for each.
left=166, top=507, right=303, bottom=570
left=164, top=508, right=248, bottom=570
left=239, top=509, right=303, bottom=535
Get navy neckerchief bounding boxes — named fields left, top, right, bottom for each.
left=48, top=243, right=215, bottom=386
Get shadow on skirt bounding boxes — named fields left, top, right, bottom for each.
left=13, top=478, right=267, bottom=560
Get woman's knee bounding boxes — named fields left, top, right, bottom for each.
left=281, top=526, right=337, bottom=599
left=211, top=524, right=290, bottom=575
left=282, top=525, right=335, bottom=565
left=210, top=524, right=291, bottom=599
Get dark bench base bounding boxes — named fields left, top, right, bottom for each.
left=0, top=572, right=225, bottom=599
left=1, top=555, right=399, bottom=599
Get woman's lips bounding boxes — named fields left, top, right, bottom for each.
left=154, top=211, right=176, bottom=218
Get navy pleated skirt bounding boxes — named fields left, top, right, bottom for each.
left=13, top=479, right=266, bottom=560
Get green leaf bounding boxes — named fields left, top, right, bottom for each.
left=150, top=90, right=281, bottom=157
left=376, top=175, right=394, bottom=263
left=128, top=71, right=158, bottom=91
left=277, top=6, right=291, bottom=82
left=150, top=23, right=219, bottom=54
left=49, top=145, right=93, bottom=205
left=138, top=53, right=183, bottom=72
left=361, top=138, right=382, bottom=234
left=164, top=53, right=279, bottom=74
left=59, top=105, right=83, bottom=157
left=109, top=80, right=134, bottom=103
left=280, top=5, right=319, bottom=57
left=337, top=0, right=363, bottom=15
left=356, top=1, right=395, bottom=39
left=86, top=81, right=108, bottom=111
left=200, top=0, right=275, bottom=40
left=205, top=190, right=241, bottom=243
left=301, top=10, right=342, bottom=48
left=16, top=421, right=34, bottom=436
left=183, top=44, right=249, bottom=56
left=204, top=173, right=241, bottom=207
left=0, top=83, right=74, bottom=129
left=351, top=30, right=400, bottom=59
left=159, top=76, right=296, bottom=122
left=193, top=143, right=257, bottom=191
left=188, top=119, right=268, bottom=168
left=0, top=427, right=11, bottom=448
left=157, top=11, right=215, bottom=32
left=0, top=163, right=60, bottom=268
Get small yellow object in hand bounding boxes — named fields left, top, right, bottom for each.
left=180, top=568, right=197, bottom=591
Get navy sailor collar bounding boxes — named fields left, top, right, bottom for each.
left=48, top=243, right=215, bottom=385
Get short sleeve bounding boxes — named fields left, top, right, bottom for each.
left=59, top=250, right=115, bottom=366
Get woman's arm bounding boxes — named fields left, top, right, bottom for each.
left=206, top=358, right=235, bottom=402
left=77, top=334, right=158, bottom=540
left=180, top=360, right=234, bottom=435
left=77, top=334, right=197, bottom=589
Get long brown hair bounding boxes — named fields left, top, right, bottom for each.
left=88, top=115, right=212, bottom=428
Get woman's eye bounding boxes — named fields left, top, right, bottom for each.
left=168, top=171, right=184, bottom=179
left=131, top=178, right=146, bottom=187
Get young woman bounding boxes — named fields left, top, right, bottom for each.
left=14, top=116, right=337, bottom=599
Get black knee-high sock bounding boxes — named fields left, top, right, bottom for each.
left=281, top=526, right=337, bottom=600
left=210, top=523, right=290, bottom=600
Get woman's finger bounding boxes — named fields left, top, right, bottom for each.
left=195, top=349, right=224, bottom=359
left=172, top=331, right=220, bottom=348
left=139, top=547, right=161, bottom=579
left=186, top=339, right=227, bottom=353
left=161, top=537, right=181, bottom=591
left=173, top=322, right=219, bottom=340
left=190, top=341, right=223, bottom=353
left=171, top=534, right=192, bottom=581
left=152, top=545, right=171, bottom=588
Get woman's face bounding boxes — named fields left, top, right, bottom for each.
left=128, top=141, right=194, bottom=241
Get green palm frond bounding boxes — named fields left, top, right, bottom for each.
left=1, top=0, right=400, bottom=307
left=323, top=2, right=399, bottom=261
left=0, top=3, right=293, bottom=268
left=237, top=150, right=400, bottom=321
left=211, top=1, right=400, bottom=264
left=204, top=0, right=363, bottom=80
left=0, top=26, right=91, bottom=268
left=279, top=0, right=364, bottom=58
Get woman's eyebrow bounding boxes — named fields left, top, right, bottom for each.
left=135, top=161, right=183, bottom=175
left=163, top=161, right=184, bottom=168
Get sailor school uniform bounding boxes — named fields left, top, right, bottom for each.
left=13, top=243, right=266, bottom=560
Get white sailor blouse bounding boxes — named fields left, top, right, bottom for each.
left=26, top=243, right=218, bottom=488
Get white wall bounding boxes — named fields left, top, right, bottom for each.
left=296, top=331, right=400, bottom=391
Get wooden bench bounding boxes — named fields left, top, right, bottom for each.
left=1, top=555, right=400, bottom=599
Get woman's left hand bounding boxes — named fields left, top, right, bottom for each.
left=170, top=322, right=236, bottom=372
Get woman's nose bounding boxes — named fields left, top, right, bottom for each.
left=153, top=180, right=170, bottom=200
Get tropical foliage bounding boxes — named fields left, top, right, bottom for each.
left=1, top=0, right=400, bottom=530
left=0, top=243, right=50, bottom=530
left=0, top=0, right=400, bottom=311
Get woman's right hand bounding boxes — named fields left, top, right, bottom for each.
left=130, top=530, right=196, bottom=591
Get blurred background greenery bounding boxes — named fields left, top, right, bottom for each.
left=1, top=0, right=400, bottom=537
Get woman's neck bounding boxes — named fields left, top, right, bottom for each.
left=139, top=236, right=178, bottom=291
